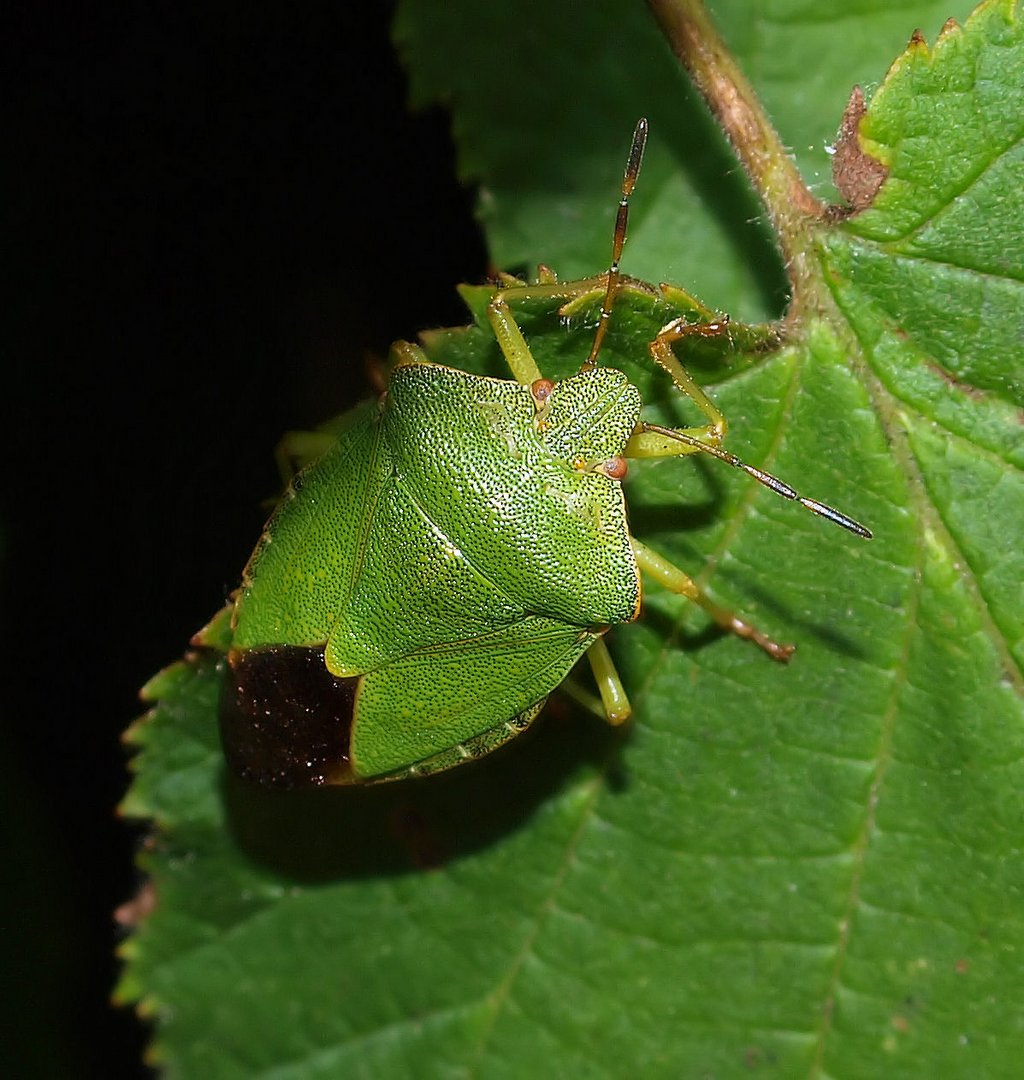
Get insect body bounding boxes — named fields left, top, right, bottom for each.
left=222, top=120, right=870, bottom=787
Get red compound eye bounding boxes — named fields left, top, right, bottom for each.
left=531, top=378, right=555, bottom=405
left=600, top=456, right=628, bottom=480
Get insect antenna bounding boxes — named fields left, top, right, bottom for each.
left=642, top=422, right=872, bottom=538
left=581, top=117, right=648, bottom=373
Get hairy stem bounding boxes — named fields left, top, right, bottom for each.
left=646, top=0, right=827, bottom=315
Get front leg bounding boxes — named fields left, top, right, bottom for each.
left=644, top=316, right=733, bottom=449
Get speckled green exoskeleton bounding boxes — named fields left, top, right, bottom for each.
left=221, top=120, right=870, bottom=787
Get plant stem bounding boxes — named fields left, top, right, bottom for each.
left=646, top=0, right=827, bottom=315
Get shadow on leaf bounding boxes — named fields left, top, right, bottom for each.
left=220, top=702, right=630, bottom=883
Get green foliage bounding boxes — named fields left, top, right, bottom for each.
left=120, top=2, right=1023, bottom=1075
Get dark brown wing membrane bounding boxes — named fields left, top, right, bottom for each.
left=223, top=646, right=359, bottom=788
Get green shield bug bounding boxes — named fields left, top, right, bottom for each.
left=219, top=119, right=871, bottom=788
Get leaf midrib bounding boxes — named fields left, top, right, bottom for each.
left=465, top=770, right=608, bottom=1077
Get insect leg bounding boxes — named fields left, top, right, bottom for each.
left=644, top=316, right=734, bottom=447
left=558, top=638, right=633, bottom=725
left=389, top=340, right=430, bottom=367
left=631, top=537, right=796, bottom=662
left=585, top=637, right=632, bottom=725
left=486, top=294, right=545, bottom=385
left=274, top=430, right=339, bottom=484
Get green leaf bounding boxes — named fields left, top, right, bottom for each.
left=393, top=0, right=990, bottom=322
left=120, top=3, right=1024, bottom=1076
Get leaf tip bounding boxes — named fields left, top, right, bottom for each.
left=907, top=27, right=928, bottom=51
left=191, top=601, right=234, bottom=652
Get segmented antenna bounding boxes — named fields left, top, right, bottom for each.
left=642, top=423, right=872, bottom=538
left=581, top=118, right=648, bottom=372
left=578, top=121, right=871, bottom=541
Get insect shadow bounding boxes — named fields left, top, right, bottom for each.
left=629, top=462, right=868, bottom=662
left=626, top=452, right=728, bottom=537
left=220, top=700, right=629, bottom=883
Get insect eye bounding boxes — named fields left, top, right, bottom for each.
left=571, top=456, right=628, bottom=480
left=530, top=378, right=555, bottom=405
left=597, top=456, right=628, bottom=480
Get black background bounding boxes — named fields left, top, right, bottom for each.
left=5, top=4, right=485, bottom=1074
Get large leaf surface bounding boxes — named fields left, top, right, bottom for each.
left=120, top=2, right=1024, bottom=1076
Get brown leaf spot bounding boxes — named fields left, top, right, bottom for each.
left=831, top=86, right=888, bottom=213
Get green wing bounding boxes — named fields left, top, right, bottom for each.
left=350, top=616, right=597, bottom=779
left=232, top=401, right=389, bottom=649
left=234, top=365, right=642, bottom=664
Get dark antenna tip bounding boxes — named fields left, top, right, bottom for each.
left=641, top=423, right=872, bottom=540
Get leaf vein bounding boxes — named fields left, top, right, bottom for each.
left=881, top=133, right=1024, bottom=258
left=806, top=480, right=923, bottom=1078
left=465, top=771, right=607, bottom=1077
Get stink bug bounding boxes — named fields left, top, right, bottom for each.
left=220, top=120, right=870, bottom=787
